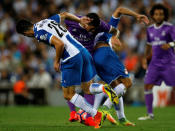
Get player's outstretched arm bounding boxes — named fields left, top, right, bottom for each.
left=50, top=36, right=64, bottom=72
left=113, top=7, right=149, bottom=25
left=59, top=12, right=91, bottom=25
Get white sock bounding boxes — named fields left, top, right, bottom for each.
left=102, top=84, right=126, bottom=109
left=113, top=83, right=126, bottom=96
left=103, top=97, right=113, bottom=109
left=116, top=97, right=125, bottom=119
left=89, top=83, right=104, bottom=94
left=70, top=93, right=97, bottom=117
left=94, top=93, right=106, bottom=109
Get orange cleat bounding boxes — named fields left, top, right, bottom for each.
left=69, top=111, right=78, bottom=122
left=94, top=111, right=107, bottom=129
left=106, top=113, right=118, bottom=125
left=84, top=117, right=96, bottom=126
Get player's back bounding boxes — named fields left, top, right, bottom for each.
left=147, top=22, right=175, bottom=65
left=64, top=18, right=111, bottom=55
left=33, top=15, right=85, bottom=62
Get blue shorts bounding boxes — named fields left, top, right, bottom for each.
left=61, top=48, right=96, bottom=87
left=93, top=47, right=129, bottom=84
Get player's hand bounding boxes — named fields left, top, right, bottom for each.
left=161, top=44, right=171, bottom=50
left=142, top=58, right=148, bottom=69
left=111, top=36, right=122, bottom=51
left=136, top=14, right=149, bottom=25
left=80, top=16, right=91, bottom=26
left=54, top=61, right=60, bottom=72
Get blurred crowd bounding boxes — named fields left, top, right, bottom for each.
left=0, top=0, right=175, bottom=104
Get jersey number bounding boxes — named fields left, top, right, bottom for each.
left=48, top=21, right=67, bottom=37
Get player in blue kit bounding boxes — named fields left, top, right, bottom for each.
left=93, top=7, right=149, bottom=126
left=16, top=12, right=119, bottom=129
left=64, top=12, right=119, bottom=125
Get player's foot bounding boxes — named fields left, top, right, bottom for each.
left=103, top=84, right=119, bottom=105
left=106, top=113, right=118, bottom=125
left=138, top=114, right=154, bottom=120
left=119, top=118, right=135, bottom=126
left=84, top=117, right=96, bottom=126
left=69, top=111, right=78, bottom=122
left=94, top=110, right=107, bottom=129
left=100, top=106, right=118, bottom=125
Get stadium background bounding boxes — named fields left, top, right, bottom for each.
left=0, top=0, right=175, bottom=106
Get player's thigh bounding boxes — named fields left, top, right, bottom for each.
left=144, top=84, right=154, bottom=90
left=162, top=65, right=175, bottom=86
left=81, top=48, right=96, bottom=83
left=81, top=80, right=93, bottom=94
left=60, top=54, right=83, bottom=87
left=144, top=64, right=162, bottom=86
left=94, top=47, right=129, bottom=84
left=62, top=86, right=76, bottom=100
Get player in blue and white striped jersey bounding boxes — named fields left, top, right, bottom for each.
left=16, top=12, right=119, bottom=128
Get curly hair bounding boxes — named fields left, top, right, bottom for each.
left=150, top=3, right=169, bottom=21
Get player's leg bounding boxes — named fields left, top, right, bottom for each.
left=138, top=84, right=154, bottom=120
left=138, top=64, right=161, bottom=120
left=102, top=77, right=135, bottom=126
left=67, top=101, right=78, bottom=122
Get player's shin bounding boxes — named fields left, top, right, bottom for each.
left=70, top=93, right=97, bottom=117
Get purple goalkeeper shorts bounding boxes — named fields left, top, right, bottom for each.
left=144, top=60, right=175, bottom=86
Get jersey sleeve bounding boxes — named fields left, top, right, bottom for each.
left=146, top=29, right=152, bottom=45
left=169, top=25, right=175, bottom=42
left=98, top=20, right=111, bottom=33
left=35, top=30, right=53, bottom=44
left=48, top=14, right=61, bottom=24
left=108, top=16, right=120, bottom=28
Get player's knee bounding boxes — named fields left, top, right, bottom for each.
left=122, top=78, right=132, bottom=88
left=63, top=94, right=74, bottom=101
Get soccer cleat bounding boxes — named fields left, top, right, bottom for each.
left=69, top=111, right=78, bottom=122
left=94, top=110, right=107, bottom=129
left=119, top=118, right=135, bottom=126
left=84, top=117, right=96, bottom=126
left=138, top=114, right=154, bottom=120
left=103, top=84, right=119, bottom=105
left=106, top=113, right=118, bottom=125
left=100, top=105, right=118, bottom=125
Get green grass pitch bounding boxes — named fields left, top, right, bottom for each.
left=0, top=106, right=175, bottom=131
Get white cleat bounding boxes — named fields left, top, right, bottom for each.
left=138, top=114, right=154, bottom=120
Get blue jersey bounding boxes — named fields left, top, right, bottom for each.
left=33, top=14, right=85, bottom=62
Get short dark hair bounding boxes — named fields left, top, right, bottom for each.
left=150, top=3, right=169, bottom=21
left=16, top=19, right=33, bottom=34
left=86, top=13, right=100, bottom=27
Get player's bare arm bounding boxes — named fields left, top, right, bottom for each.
left=142, top=44, right=152, bottom=69
left=113, top=7, right=149, bottom=25
left=50, top=35, right=64, bottom=72
left=161, top=42, right=175, bottom=50
left=59, top=12, right=91, bottom=25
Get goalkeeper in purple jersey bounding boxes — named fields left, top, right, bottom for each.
left=138, top=3, right=175, bottom=120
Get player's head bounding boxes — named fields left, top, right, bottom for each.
left=16, top=19, right=34, bottom=37
left=85, top=13, right=100, bottom=32
left=150, top=3, right=169, bottom=24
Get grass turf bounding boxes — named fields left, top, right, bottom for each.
left=0, top=106, right=175, bottom=131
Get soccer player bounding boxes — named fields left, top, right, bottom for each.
left=138, top=3, right=175, bottom=120
left=16, top=12, right=119, bottom=129
left=64, top=7, right=149, bottom=126
left=93, top=7, right=149, bottom=126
